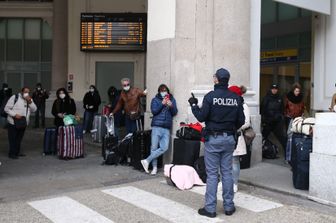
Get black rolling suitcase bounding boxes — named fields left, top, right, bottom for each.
left=291, top=133, right=312, bottom=190
left=172, top=138, right=200, bottom=166
left=131, top=120, right=162, bottom=170
left=43, top=127, right=57, bottom=155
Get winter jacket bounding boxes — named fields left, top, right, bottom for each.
left=191, top=83, right=245, bottom=132
left=52, top=98, right=76, bottom=127
left=112, top=87, right=145, bottom=115
left=261, top=90, right=284, bottom=123
left=233, top=103, right=250, bottom=156
left=151, top=94, right=178, bottom=129
left=32, top=88, right=49, bottom=107
left=4, top=93, right=37, bottom=125
left=0, top=88, right=12, bottom=106
left=284, top=92, right=304, bottom=118
left=83, top=91, right=101, bottom=113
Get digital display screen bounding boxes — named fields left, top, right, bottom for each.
left=80, top=13, right=147, bottom=51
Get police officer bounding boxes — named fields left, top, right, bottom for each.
left=188, top=68, right=245, bottom=218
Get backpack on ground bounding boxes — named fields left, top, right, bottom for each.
left=262, top=139, right=279, bottom=159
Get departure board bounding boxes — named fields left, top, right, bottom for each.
left=80, top=13, right=147, bottom=51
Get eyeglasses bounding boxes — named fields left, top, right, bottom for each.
left=123, top=84, right=130, bottom=87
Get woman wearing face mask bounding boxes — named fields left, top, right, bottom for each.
left=141, top=84, right=178, bottom=175
left=52, top=88, right=76, bottom=127
left=82, top=85, right=101, bottom=134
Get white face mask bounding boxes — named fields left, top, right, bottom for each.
left=4, top=88, right=8, bottom=91
left=89, top=88, right=94, bottom=93
left=37, top=87, right=41, bottom=91
left=123, top=86, right=130, bottom=91
left=23, top=93, right=29, bottom=98
left=59, top=94, right=66, bottom=99
left=160, top=92, right=167, bottom=98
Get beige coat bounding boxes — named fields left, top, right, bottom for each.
left=4, top=93, right=37, bottom=125
left=233, top=103, right=250, bottom=156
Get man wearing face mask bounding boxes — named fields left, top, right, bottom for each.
left=32, top=83, right=49, bottom=128
left=82, top=85, right=101, bottom=134
left=4, top=87, right=37, bottom=159
left=111, top=78, right=147, bottom=133
left=51, top=88, right=76, bottom=127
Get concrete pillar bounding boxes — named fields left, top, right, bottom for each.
left=146, top=0, right=261, bottom=164
left=309, top=112, right=336, bottom=206
left=51, top=0, right=68, bottom=90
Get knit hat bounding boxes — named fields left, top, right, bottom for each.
left=228, top=85, right=242, bottom=96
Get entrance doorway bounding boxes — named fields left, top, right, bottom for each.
left=95, top=62, right=134, bottom=109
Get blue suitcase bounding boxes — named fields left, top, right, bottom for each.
left=43, top=127, right=57, bottom=155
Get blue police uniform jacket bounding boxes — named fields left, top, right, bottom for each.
left=151, top=94, right=178, bottom=129
left=191, top=83, right=245, bottom=132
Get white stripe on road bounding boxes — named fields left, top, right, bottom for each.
left=102, top=186, right=221, bottom=223
left=190, top=185, right=283, bottom=213
left=28, top=196, right=114, bottom=223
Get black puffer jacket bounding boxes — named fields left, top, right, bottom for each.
left=261, top=90, right=284, bottom=123
left=52, top=88, right=76, bottom=127
left=83, top=89, right=101, bottom=113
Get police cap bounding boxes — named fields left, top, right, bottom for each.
left=215, top=68, right=230, bottom=81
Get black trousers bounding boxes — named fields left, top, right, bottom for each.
left=34, top=104, right=46, bottom=127
left=262, top=120, right=287, bottom=156
left=7, top=124, right=26, bottom=157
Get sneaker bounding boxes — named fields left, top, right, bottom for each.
left=233, top=184, right=238, bottom=193
left=141, top=159, right=149, bottom=173
left=150, top=167, right=157, bottom=175
left=198, top=208, right=216, bottom=218
left=224, top=207, right=236, bottom=216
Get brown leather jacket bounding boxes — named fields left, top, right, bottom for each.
left=112, top=87, right=145, bottom=115
left=284, top=97, right=304, bottom=118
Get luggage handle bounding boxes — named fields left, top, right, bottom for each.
left=136, top=119, right=143, bottom=131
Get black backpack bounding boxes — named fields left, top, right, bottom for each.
left=194, top=156, right=207, bottom=183
left=262, top=139, right=279, bottom=159
left=176, top=126, right=201, bottom=140
left=0, top=94, right=18, bottom=118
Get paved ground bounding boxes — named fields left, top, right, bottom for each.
left=1, top=127, right=336, bottom=222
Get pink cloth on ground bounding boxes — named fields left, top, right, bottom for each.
left=164, top=164, right=206, bottom=190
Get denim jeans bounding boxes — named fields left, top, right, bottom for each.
left=145, top=126, right=170, bottom=168
left=83, top=111, right=97, bottom=132
left=204, top=133, right=236, bottom=213
left=232, top=156, right=240, bottom=185
left=125, top=116, right=137, bottom=134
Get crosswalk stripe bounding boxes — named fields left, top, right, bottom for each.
left=102, top=186, right=221, bottom=223
left=190, top=185, right=283, bottom=212
left=28, top=196, right=114, bottom=223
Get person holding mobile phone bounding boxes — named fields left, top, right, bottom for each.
left=141, top=84, right=178, bottom=175
left=4, top=87, right=37, bottom=159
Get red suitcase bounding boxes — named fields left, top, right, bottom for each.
left=57, top=125, right=84, bottom=159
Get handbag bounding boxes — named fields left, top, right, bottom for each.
left=14, top=116, right=27, bottom=129
left=243, top=127, right=256, bottom=146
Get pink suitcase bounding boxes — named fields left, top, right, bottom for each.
left=57, top=125, right=84, bottom=159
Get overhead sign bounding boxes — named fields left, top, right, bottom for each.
left=260, top=49, right=298, bottom=64
left=80, top=13, right=147, bottom=51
